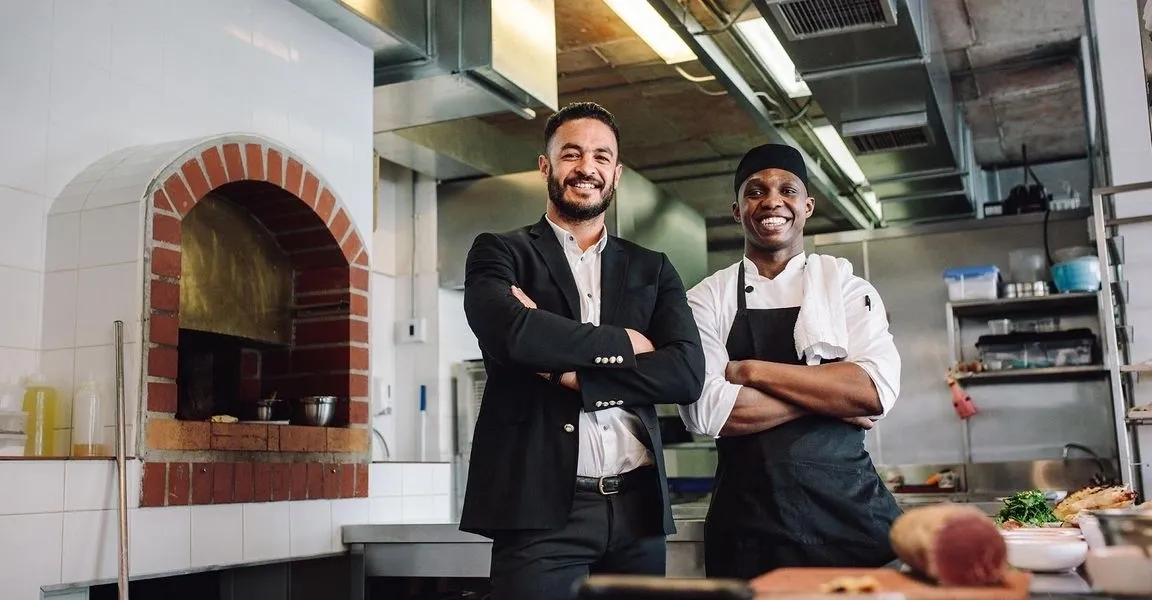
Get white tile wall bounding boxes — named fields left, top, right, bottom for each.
left=0, top=460, right=453, bottom=599
left=0, top=0, right=374, bottom=458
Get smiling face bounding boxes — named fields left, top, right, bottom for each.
left=733, top=167, right=815, bottom=255
left=538, top=117, right=623, bottom=223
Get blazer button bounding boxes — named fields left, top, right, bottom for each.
left=563, top=424, right=575, bottom=433
left=595, top=401, right=604, bottom=408
left=615, top=355, right=623, bottom=363
left=595, top=357, right=603, bottom=364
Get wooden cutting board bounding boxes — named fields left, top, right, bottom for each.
left=751, top=567, right=1031, bottom=599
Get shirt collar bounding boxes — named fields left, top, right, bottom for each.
left=545, top=214, right=608, bottom=255
left=741, top=251, right=807, bottom=281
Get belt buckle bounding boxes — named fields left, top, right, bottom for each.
left=597, top=476, right=620, bottom=495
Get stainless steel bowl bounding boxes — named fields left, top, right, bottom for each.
left=289, top=396, right=337, bottom=427
left=1093, top=508, right=1152, bottom=554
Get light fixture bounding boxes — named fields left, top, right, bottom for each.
left=811, top=122, right=868, bottom=187
left=733, top=18, right=810, bottom=99
left=860, top=190, right=882, bottom=218
left=602, top=0, right=697, bottom=64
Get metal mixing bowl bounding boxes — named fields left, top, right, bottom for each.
left=289, top=396, right=337, bottom=427
left=1093, top=508, right=1152, bottom=555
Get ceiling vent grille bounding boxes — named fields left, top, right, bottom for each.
left=841, top=112, right=933, bottom=155
left=764, top=0, right=898, bottom=40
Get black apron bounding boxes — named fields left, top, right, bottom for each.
left=703, top=263, right=903, bottom=580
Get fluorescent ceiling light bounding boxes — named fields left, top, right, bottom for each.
left=860, top=190, right=881, bottom=218
left=602, top=0, right=696, bottom=64
left=812, top=123, right=868, bottom=187
left=734, top=18, right=810, bottom=99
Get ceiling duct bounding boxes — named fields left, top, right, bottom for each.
left=762, top=0, right=898, bottom=40
left=841, top=112, right=933, bottom=155
left=752, top=0, right=974, bottom=223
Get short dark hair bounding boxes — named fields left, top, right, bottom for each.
left=542, top=102, right=621, bottom=156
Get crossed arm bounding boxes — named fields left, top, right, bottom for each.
left=463, top=232, right=705, bottom=412
left=679, top=274, right=899, bottom=438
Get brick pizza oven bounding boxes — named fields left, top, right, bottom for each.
left=136, top=136, right=371, bottom=507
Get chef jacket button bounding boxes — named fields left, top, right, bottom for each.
left=563, top=423, right=575, bottom=433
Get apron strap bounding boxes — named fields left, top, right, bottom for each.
left=736, top=261, right=748, bottom=313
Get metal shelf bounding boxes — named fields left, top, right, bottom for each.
left=952, top=365, right=1109, bottom=384
left=948, top=292, right=1099, bottom=318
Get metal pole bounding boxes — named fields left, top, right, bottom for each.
left=114, top=320, right=130, bottom=600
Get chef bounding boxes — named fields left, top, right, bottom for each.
left=680, top=143, right=904, bottom=579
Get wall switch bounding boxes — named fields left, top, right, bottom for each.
left=397, top=317, right=427, bottom=343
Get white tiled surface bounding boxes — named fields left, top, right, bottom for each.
left=0, top=460, right=454, bottom=599
left=0, top=0, right=374, bottom=460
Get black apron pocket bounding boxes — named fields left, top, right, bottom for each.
left=773, top=459, right=896, bottom=547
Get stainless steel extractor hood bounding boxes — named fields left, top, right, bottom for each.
left=290, top=0, right=559, bottom=180
left=436, top=170, right=709, bottom=291
left=750, top=0, right=974, bottom=223
left=372, top=0, right=558, bottom=132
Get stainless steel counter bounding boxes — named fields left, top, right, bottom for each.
left=343, top=519, right=1109, bottom=599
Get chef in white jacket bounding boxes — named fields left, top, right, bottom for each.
left=680, top=143, right=903, bottom=579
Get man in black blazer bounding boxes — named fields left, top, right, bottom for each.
left=459, top=102, right=706, bottom=600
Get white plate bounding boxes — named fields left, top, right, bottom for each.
left=1005, top=537, right=1088, bottom=572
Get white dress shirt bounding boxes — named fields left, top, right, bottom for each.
left=545, top=217, right=654, bottom=477
left=678, top=253, right=901, bottom=438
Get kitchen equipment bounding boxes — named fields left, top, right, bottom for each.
left=0, top=410, right=26, bottom=434
left=1003, top=536, right=1088, bottom=572
left=254, top=398, right=280, bottom=421
left=1002, top=281, right=1049, bottom=298
left=1052, top=245, right=1095, bottom=263
left=22, top=374, right=58, bottom=456
left=1093, top=508, right=1152, bottom=555
left=289, top=396, right=337, bottom=426
left=577, top=575, right=753, bottom=599
left=1051, top=256, right=1101, bottom=293
left=1085, top=546, right=1152, bottom=596
left=72, top=381, right=110, bottom=457
left=750, top=567, right=1031, bottom=599
left=943, top=265, right=1001, bottom=301
left=1014, top=317, right=1060, bottom=333
left=0, top=433, right=25, bottom=456
left=1009, top=247, right=1048, bottom=283
left=976, top=329, right=1097, bottom=370
left=988, top=319, right=1012, bottom=335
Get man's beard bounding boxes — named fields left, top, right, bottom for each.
left=547, top=168, right=616, bottom=222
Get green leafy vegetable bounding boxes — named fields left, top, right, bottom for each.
left=995, top=490, right=1059, bottom=526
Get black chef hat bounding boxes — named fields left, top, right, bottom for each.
left=733, top=143, right=807, bottom=194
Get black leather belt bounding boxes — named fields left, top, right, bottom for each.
left=575, top=466, right=654, bottom=496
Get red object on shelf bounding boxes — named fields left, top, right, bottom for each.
left=947, top=375, right=978, bottom=419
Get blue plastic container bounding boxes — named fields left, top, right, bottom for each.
left=1051, top=256, right=1101, bottom=293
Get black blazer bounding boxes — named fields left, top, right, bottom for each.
left=458, top=216, right=706, bottom=538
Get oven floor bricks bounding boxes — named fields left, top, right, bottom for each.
left=137, top=137, right=371, bottom=507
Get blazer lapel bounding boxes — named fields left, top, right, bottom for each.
left=599, top=238, right=628, bottom=326
left=529, top=217, right=581, bottom=319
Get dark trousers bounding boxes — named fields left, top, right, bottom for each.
left=488, top=473, right=666, bottom=600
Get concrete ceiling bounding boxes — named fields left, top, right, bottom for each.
left=934, top=0, right=1088, bottom=167
left=468, top=0, right=1096, bottom=250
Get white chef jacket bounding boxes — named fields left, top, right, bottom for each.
left=678, top=253, right=901, bottom=438
left=545, top=216, right=654, bottom=478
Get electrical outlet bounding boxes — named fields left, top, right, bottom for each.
left=397, top=317, right=427, bottom=343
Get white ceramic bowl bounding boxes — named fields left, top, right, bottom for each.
left=1004, top=537, right=1088, bottom=572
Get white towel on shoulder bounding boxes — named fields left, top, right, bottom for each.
left=795, top=254, right=851, bottom=365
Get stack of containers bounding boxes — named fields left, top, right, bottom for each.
left=0, top=378, right=26, bottom=456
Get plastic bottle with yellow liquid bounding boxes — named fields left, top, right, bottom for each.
left=22, top=374, right=58, bottom=457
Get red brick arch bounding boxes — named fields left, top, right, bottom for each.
left=143, top=138, right=371, bottom=432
